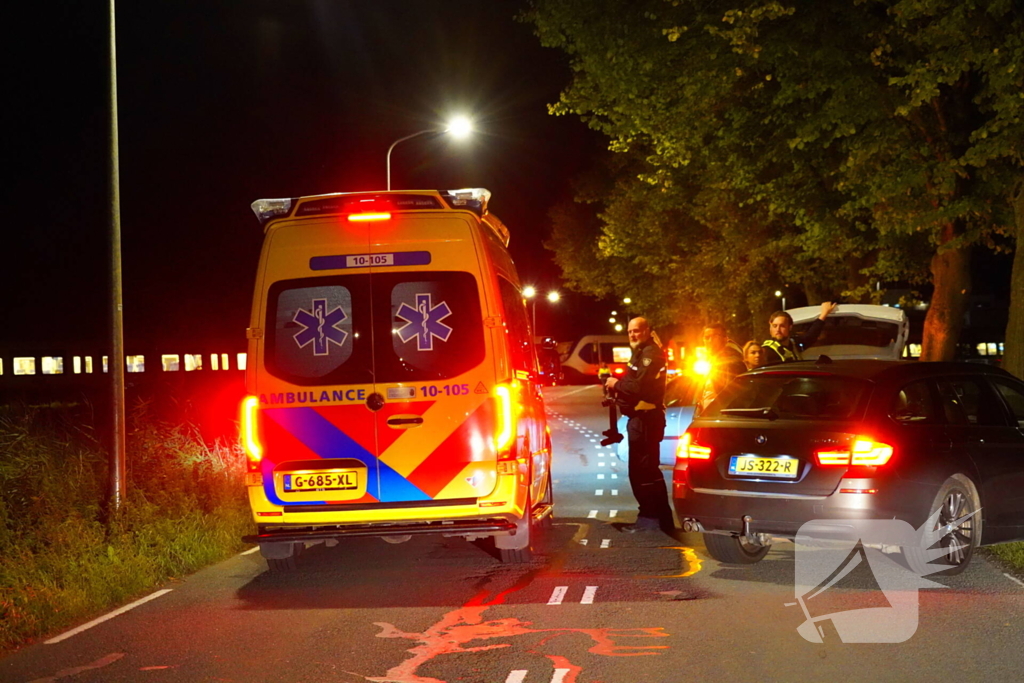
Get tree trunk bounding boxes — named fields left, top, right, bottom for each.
left=1001, top=183, right=1024, bottom=379
left=920, top=223, right=971, bottom=362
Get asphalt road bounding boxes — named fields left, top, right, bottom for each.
left=3, top=385, right=1024, bottom=683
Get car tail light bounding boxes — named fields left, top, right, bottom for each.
left=240, top=396, right=263, bottom=466
left=815, top=437, right=893, bottom=467
left=678, top=431, right=712, bottom=460
left=851, top=438, right=893, bottom=466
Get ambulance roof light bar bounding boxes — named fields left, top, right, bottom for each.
left=251, top=198, right=293, bottom=224
left=444, top=188, right=491, bottom=214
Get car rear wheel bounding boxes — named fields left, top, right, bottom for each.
left=703, top=532, right=771, bottom=565
left=904, top=475, right=980, bottom=576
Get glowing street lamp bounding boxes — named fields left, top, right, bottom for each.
left=386, top=116, right=474, bottom=190
left=614, top=324, right=623, bottom=332
left=522, top=285, right=537, bottom=299
left=547, top=291, right=560, bottom=303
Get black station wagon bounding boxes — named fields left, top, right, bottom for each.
left=673, top=359, right=1024, bottom=574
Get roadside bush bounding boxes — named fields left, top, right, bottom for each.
left=0, top=401, right=251, bottom=653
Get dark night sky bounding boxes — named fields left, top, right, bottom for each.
left=3, top=0, right=608, bottom=353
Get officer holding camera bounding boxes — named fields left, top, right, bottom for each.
left=603, top=317, right=672, bottom=533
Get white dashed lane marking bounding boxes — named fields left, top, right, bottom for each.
left=596, top=489, right=604, bottom=496
left=610, top=510, right=618, bottom=518
left=611, top=489, right=619, bottom=496
left=581, top=586, right=598, bottom=604
left=588, top=510, right=598, bottom=518
left=600, top=539, right=611, bottom=548
left=597, top=474, right=605, bottom=479
left=548, top=586, right=568, bottom=605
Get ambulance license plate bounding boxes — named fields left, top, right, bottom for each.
left=284, top=470, right=359, bottom=492
left=728, top=456, right=798, bottom=479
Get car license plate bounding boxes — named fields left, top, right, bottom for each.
left=283, top=470, right=359, bottom=492
left=728, top=456, right=799, bottom=479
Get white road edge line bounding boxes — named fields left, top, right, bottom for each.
left=1005, top=572, right=1024, bottom=588
left=45, top=589, right=174, bottom=644
left=241, top=546, right=260, bottom=555
left=505, top=670, right=528, bottom=683
left=551, top=669, right=572, bottom=683
left=548, top=586, right=569, bottom=605
left=581, top=586, right=598, bottom=604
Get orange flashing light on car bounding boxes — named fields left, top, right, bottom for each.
left=240, top=396, right=263, bottom=463
left=348, top=212, right=392, bottom=222
left=816, top=438, right=893, bottom=467
left=678, top=431, right=712, bottom=460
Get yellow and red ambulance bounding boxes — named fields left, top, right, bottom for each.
left=240, top=189, right=552, bottom=569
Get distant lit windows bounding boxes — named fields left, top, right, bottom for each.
left=0, top=358, right=4, bottom=375
left=184, top=354, right=203, bottom=372
left=73, top=356, right=82, bottom=374
left=41, top=357, right=63, bottom=375
left=126, top=355, right=145, bottom=373
left=162, top=354, right=180, bottom=371
left=907, top=344, right=922, bottom=358
left=103, top=356, right=109, bottom=373
left=84, top=356, right=93, bottom=374
left=211, top=353, right=220, bottom=371
left=221, top=353, right=230, bottom=370
left=14, top=357, right=36, bottom=375
left=237, top=353, right=247, bottom=371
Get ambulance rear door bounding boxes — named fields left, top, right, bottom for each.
left=258, top=214, right=382, bottom=507
left=368, top=213, right=501, bottom=505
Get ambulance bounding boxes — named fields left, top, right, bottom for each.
left=240, top=189, right=553, bottom=570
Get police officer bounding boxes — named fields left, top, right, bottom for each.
left=762, top=302, right=837, bottom=364
left=604, top=317, right=672, bottom=533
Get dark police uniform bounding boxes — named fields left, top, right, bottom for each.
left=615, top=338, right=672, bottom=528
left=762, top=317, right=826, bottom=365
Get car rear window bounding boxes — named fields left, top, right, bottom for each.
left=266, top=271, right=484, bottom=385
left=701, top=373, right=870, bottom=421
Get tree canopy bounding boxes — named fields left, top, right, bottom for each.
left=526, top=0, right=1024, bottom=360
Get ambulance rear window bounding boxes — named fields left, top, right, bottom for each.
left=266, top=271, right=484, bottom=385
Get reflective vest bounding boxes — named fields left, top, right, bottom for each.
left=763, top=339, right=800, bottom=363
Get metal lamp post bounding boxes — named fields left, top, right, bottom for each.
left=386, top=116, right=472, bottom=190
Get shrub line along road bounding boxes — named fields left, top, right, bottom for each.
left=3, top=386, right=1024, bottom=682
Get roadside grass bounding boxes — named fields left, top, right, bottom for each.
left=984, top=543, right=1024, bottom=575
left=0, top=401, right=252, bottom=654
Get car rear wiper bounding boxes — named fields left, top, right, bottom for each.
left=721, top=407, right=779, bottom=420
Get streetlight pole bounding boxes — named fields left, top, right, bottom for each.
left=108, top=0, right=126, bottom=515
left=386, top=116, right=473, bottom=190
left=387, top=129, right=438, bottom=191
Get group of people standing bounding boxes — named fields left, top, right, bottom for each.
left=696, top=301, right=838, bottom=412
left=603, top=303, right=838, bottom=534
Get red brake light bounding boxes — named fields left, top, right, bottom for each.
left=348, top=212, right=391, bottom=222
left=815, top=437, right=893, bottom=467
left=678, top=431, right=712, bottom=460
left=240, top=396, right=263, bottom=465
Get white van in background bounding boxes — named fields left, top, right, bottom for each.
left=559, top=335, right=631, bottom=384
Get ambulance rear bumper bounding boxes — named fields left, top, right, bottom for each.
left=243, top=518, right=517, bottom=544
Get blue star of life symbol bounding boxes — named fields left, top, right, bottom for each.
left=292, top=299, right=348, bottom=356
left=395, top=293, right=453, bottom=351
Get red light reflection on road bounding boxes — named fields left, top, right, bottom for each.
left=366, top=584, right=669, bottom=683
